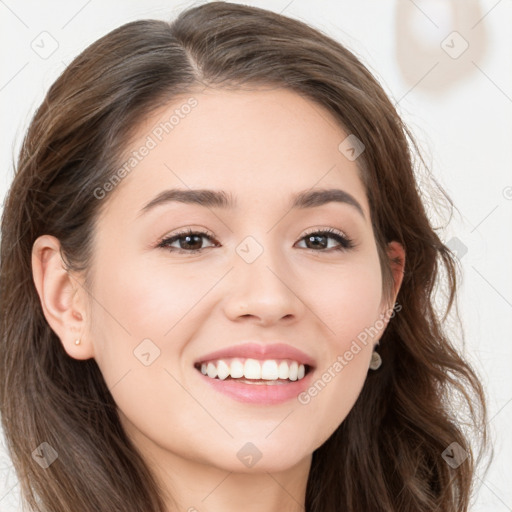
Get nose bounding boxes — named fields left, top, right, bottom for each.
left=222, top=240, right=305, bottom=326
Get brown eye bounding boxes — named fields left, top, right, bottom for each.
left=297, top=228, right=355, bottom=252
left=157, top=227, right=355, bottom=255
left=157, top=229, right=217, bottom=254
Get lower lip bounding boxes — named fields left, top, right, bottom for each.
left=195, top=368, right=315, bottom=405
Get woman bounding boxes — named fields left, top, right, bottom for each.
left=0, top=2, right=491, bottom=511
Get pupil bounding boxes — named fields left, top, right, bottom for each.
left=308, top=234, right=326, bottom=249
left=182, top=235, right=201, bottom=250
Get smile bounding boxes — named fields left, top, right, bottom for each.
left=193, top=357, right=315, bottom=405
left=194, top=357, right=310, bottom=382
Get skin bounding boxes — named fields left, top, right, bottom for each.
left=32, top=87, right=405, bottom=512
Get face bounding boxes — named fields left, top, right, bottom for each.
left=85, top=87, right=400, bottom=474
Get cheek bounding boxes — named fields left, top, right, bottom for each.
left=86, top=254, right=200, bottom=447
left=298, top=256, right=383, bottom=428
left=92, top=249, right=210, bottom=339
left=312, top=257, right=384, bottom=350
left=87, top=248, right=221, bottom=396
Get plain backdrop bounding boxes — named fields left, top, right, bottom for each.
left=1, top=1, right=511, bottom=510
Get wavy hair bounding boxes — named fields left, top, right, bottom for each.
left=0, top=2, right=491, bottom=511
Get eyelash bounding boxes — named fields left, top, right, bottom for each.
left=156, top=227, right=355, bottom=254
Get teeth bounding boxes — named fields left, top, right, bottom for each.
left=230, top=359, right=244, bottom=378
left=198, top=358, right=308, bottom=382
left=261, top=360, right=278, bottom=380
left=216, top=360, right=230, bottom=380
left=244, top=359, right=261, bottom=379
left=206, top=362, right=217, bottom=379
left=278, top=361, right=289, bottom=379
left=289, top=361, right=298, bottom=381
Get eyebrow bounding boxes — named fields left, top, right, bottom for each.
left=138, top=187, right=366, bottom=220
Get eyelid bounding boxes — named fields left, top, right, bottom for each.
left=156, top=226, right=216, bottom=245
left=301, top=226, right=348, bottom=238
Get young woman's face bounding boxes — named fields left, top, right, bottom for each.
left=86, top=87, right=402, bottom=474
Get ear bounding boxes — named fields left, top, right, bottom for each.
left=383, top=240, right=406, bottom=311
left=31, top=234, right=94, bottom=360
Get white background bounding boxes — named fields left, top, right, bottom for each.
left=1, top=1, right=511, bottom=510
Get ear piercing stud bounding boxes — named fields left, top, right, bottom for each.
left=369, top=350, right=382, bottom=370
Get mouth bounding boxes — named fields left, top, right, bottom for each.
left=194, top=357, right=313, bottom=384
left=192, top=342, right=316, bottom=404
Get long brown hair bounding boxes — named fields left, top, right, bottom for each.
left=0, top=2, right=491, bottom=511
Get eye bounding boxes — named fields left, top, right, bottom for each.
left=295, top=227, right=355, bottom=252
left=157, top=228, right=218, bottom=254
left=157, top=227, right=355, bottom=254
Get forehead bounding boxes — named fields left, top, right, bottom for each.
left=103, top=87, right=370, bottom=219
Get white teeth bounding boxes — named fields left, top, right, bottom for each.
left=289, top=361, right=298, bottom=381
left=230, top=359, right=244, bottom=379
left=261, top=360, right=279, bottom=380
left=278, top=361, right=289, bottom=379
left=197, top=358, right=308, bottom=382
left=216, top=360, right=230, bottom=380
left=244, top=358, right=261, bottom=379
left=206, top=362, right=217, bottom=379
left=230, top=359, right=244, bottom=378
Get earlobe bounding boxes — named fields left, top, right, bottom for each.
left=31, top=235, right=94, bottom=360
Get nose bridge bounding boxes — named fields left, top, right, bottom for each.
left=223, top=231, right=304, bottom=322
left=236, top=232, right=290, bottom=291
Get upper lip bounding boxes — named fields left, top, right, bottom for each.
left=195, top=342, right=316, bottom=368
